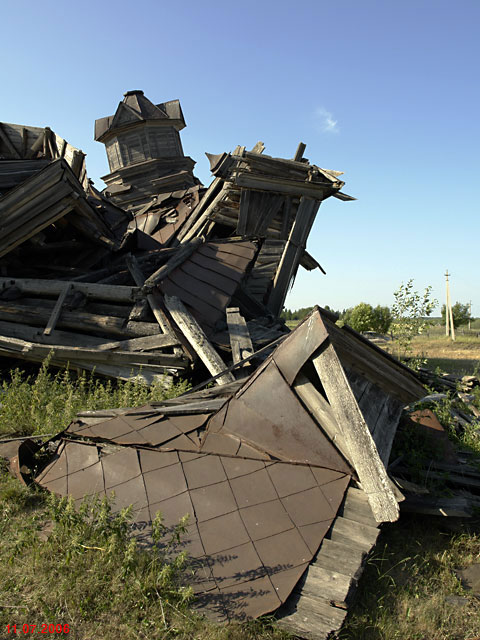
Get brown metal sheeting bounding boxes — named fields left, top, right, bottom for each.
left=36, top=440, right=349, bottom=621
left=158, top=240, right=257, bottom=332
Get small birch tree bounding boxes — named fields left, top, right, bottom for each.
left=391, top=279, right=437, bottom=368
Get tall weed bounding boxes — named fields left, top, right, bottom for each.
left=0, top=354, right=189, bottom=437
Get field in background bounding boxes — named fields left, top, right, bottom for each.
left=285, top=318, right=480, bottom=376
left=396, top=324, right=480, bottom=376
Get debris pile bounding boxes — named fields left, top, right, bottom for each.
left=390, top=370, right=480, bottom=518
left=1, top=91, right=478, bottom=640
left=0, top=91, right=351, bottom=385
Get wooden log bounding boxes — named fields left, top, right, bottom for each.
left=0, top=346, right=172, bottom=385
left=0, top=277, right=139, bottom=303
left=0, top=319, right=108, bottom=348
left=43, top=284, right=73, bottom=336
left=312, top=342, right=400, bottom=523
left=0, top=335, right=186, bottom=369
left=125, top=255, right=178, bottom=339
left=164, top=295, right=235, bottom=386
left=0, top=302, right=160, bottom=339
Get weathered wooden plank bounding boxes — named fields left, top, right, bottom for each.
left=324, top=316, right=425, bottom=402
left=164, top=295, right=235, bottom=386
left=339, top=486, right=377, bottom=527
left=0, top=346, right=173, bottom=385
left=226, top=307, right=253, bottom=375
left=178, top=183, right=231, bottom=244
left=371, top=395, right=405, bottom=465
left=276, top=593, right=346, bottom=639
left=294, top=565, right=355, bottom=605
left=236, top=189, right=250, bottom=236
left=235, top=172, right=330, bottom=198
left=97, top=333, right=179, bottom=352
left=0, top=335, right=186, bottom=368
left=313, top=342, right=400, bottom=523
left=293, top=142, right=306, bottom=162
left=0, top=123, right=21, bottom=158
left=293, top=373, right=352, bottom=469
left=43, top=284, right=73, bottom=336
left=174, top=177, right=222, bottom=245
left=328, top=515, right=380, bottom=550
left=268, top=197, right=320, bottom=316
left=312, top=538, right=368, bottom=579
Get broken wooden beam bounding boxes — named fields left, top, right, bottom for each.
left=312, top=342, right=400, bottom=523
left=164, top=294, right=235, bottom=386
left=226, top=307, right=253, bottom=377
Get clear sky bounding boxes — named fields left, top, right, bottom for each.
left=2, top=0, right=478, bottom=315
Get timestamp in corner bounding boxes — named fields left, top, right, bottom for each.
left=6, top=624, right=70, bottom=635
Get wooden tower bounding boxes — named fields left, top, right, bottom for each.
left=95, top=90, right=197, bottom=211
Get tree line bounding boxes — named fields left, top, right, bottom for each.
left=282, top=300, right=472, bottom=334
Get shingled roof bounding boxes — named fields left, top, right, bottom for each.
left=94, top=90, right=186, bottom=142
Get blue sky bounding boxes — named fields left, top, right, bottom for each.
left=2, top=0, right=479, bottom=314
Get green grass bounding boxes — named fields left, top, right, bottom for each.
left=339, top=516, right=480, bottom=640
left=0, top=354, right=190, bottom=438
left=1, top=359, right=480, bottom=639
left=0, top=467, right=290, bottom=640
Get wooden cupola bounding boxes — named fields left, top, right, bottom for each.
left=95, top=90, right=187, bottom=172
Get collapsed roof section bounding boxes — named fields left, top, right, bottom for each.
left=19, top=307, right=425, bottom=634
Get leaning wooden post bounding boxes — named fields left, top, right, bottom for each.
left=312, top=341, right=399, bottom=523
left=164, top=295, right=235, bottom=386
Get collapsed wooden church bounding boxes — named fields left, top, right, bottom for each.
left=1, top=91, right=432, bottom=638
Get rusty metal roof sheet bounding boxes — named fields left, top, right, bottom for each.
left=203, top=359, right=351, bottom=472
left=35, top=440, right=350, bottom=622
left=67, top=411, right=210, bottom=449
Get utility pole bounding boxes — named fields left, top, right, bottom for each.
left=469, top=300, right=472, bottom=330
left=445, top=270, right=450, bottom=337
left=445, top=270, right=455, bottom=341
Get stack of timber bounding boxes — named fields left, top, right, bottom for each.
left=10, top=306, right=429, bottom=640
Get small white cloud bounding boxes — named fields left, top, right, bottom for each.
left=314, top=107, right=339, bottom=134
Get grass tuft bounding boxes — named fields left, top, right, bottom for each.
left=0, top=354, right=190, bottom=437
